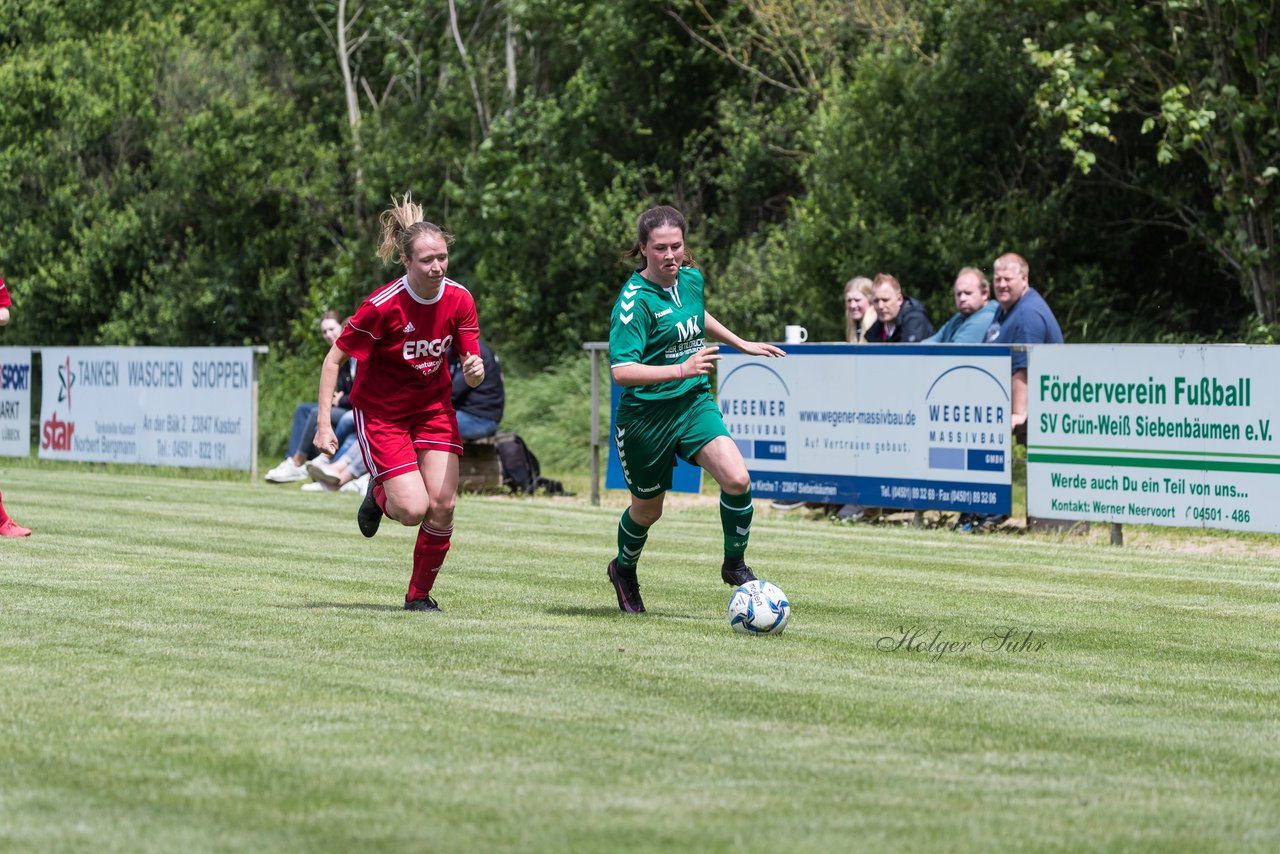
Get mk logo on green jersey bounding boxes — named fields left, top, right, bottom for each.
left=675, top=316, right=701, bottom=340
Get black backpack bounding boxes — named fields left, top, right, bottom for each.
left=495, top=433, right=564, bottom=495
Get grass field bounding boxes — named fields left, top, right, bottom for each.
left=2, top=466, right=1278, bottom=852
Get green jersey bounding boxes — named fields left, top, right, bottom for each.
left=609, top=266, right=710, bottom=406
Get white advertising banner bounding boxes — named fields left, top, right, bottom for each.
left=0, top=347, right=33, bottom=457
left=718, top=344, right=1013, bottom=514
left=38, top=347, right=254, bottom=470
left=1028, top=344, right=1278, bottom=531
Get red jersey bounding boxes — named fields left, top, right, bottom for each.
left=0, top=276, right=10, bottom=308
left=338, top=275, right=480, bottom=418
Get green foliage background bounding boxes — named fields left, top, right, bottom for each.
left=3, top=0, right=1277, bottom=458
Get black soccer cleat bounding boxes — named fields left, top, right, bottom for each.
left=404, top=596, right=441, bottom=612
left=607, top=559, right=645, bottom=613
left=358, top=477, right=383, bottom=538
left=721, top=562, right=758, bottom=587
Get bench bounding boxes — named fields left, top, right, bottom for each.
left=458, top=433, right=507, bottom=492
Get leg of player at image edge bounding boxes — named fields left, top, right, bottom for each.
left=719, top=489, right=757, bottom=586
left=404, top=523, right=451, bottom=612
left=0, top=490, right=31, bottom=538
left=608, top=508, right=648, bottom=613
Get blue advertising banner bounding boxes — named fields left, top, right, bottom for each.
left=718, top=344, right=1013, bottom=514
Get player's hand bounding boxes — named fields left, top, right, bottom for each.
left=739, top=341, right=785, bottom=358
left=683, top=345, right=721, bottom=376
left=313, top=424, right=338, bottom=456
left=462, top=353, right=485, bottom=388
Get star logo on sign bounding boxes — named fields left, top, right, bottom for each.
left=58, top=356, right=76, bottom=408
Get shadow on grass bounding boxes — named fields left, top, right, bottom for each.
left=544, top=605, right=628, bottom=618
left=298, top=602, right=403, bottom=612
left=544, top=605, right=709, bottom=622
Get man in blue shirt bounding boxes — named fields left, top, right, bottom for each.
left=925, top=267, right=999, bottom=344
left=984, top=253, right=1063, bottom=436
left=956, top=254, right=1063, bottom=534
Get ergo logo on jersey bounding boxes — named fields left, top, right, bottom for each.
left=402, top=335, right=453, bottom=361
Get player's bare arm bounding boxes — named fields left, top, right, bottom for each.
left=313, top=344, right=349, bottom=455
left=704, top=311, right=785, bottom=358
left=611, top=346, right=720, bottom=387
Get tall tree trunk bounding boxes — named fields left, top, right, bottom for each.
left=337, top=0, right=365, bottom=225
left=505, top=11, right=517, bottom=107
left=448, top=0, right=489, bottom=138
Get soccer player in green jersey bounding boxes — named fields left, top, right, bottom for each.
left=606, top=206, right=785, bottom=613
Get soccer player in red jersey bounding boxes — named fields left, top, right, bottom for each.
left=313, top=195, right=485, bottom=612
left=0, top=274, right=32, bottom=537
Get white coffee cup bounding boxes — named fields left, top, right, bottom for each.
left=784, top=325, right=808, bottom=344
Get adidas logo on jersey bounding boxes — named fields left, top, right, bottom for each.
left=404, top=322, right=416, bottom=333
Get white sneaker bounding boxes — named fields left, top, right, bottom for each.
left=770, top=500, right=809, bottom=511
left=307, top=460, right=342, bottom=486
left=301, top=481, right=338, bottom=492
left=340, top=475, right=366, bottom=494
left=265, top=458, right=308, bottom=483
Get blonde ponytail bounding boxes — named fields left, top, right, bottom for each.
left=376, top=192, right=452, bottom=265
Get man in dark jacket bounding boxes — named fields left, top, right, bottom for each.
left=867, top=273, right=935, bottom=342
left=449, top=339, right=505, bottom=440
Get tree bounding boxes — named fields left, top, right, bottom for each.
left=1024, top=0, right=1279, bottom=322
left=0, top=0, right=343, bottom=345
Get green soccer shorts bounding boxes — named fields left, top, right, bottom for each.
left=614, top=389, right=731, bottom=498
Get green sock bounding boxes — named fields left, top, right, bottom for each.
left=720, top=489, right=753, bottom=559
left=616, top=508, right=650, bottom=568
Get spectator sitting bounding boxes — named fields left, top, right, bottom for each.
left=924, top=267, right=999, bottom=343
left=448, top=339, right=504, bottom=440
left=772, top=276, right=883, bottom=514
left=304, top=440, right=369, bottom=493
left=306, top=339, right=504, bottom=490
left=867, top=273, right=935, bottom=342
left=959, top=252, right=1064, bottom=533
left=264, top=311, right=356, bottom=483
left=773, top=278, right=873, bottom=512
left=843, top=276, right=876, bottom=343
left=983, top=252, right=1063, bottom=437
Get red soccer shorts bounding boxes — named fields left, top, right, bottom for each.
left=354, top=406, right=461, bottom=483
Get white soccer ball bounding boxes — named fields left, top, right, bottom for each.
left=727, top=579, right=790, bottom=635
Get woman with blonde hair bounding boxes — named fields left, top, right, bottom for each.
left=843, top=276, right=876, bottom=343
left=314, top=193, right=486, bottom=612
